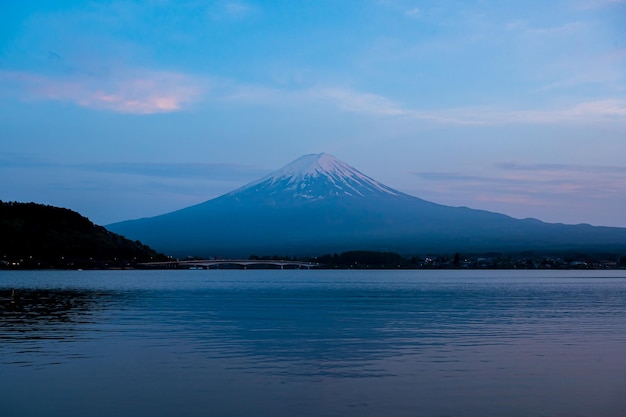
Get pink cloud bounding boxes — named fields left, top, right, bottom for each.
left=1, top=69, right=203, bottom=114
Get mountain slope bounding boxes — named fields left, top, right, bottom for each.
left=107, top=153, right=626, bottom=257
left=0, top=201, right=166, bottom=268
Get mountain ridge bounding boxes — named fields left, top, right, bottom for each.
left=107, top=153, right=626, bottom=257
left=222, top=153, right=407, bottom=206
left=0, top=201, right=167, bottom=268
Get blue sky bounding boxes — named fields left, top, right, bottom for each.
left=1, top=0, right=625, bottom=227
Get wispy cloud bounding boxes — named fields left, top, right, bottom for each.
left=311, top=88, right=485, bottom=125
left=404, top=7, right=420, bottom=17
left=516, top=22, right=587, bottom=37
left=81, top=162, right=268, bottom=181
left=375, top=0, right=423, bottom=18
left=0, top=156, right=267, bottom=181
left=413, top=162, right=626, bottom=204
left=491, top=99, right=626, bottom=123
left=315, top=88, right=405, bottom=116
left=310, top=87, right=626, bottom=125
left=0, top=69, right=204, bottom=114
left=578, top=0, right=626, bottom=9
left=497, top=162, right=626, bottom=174
left=0, top=156, right=267, bottom=224
left=413, top=171, right=580, bottom=199
left=210, top=1, right=258, bottom=19
left=4, top=57, right=625, bottom=123
left=408, top=163, right=626, bottom=226
left=224, top=1, right=255, bottom=16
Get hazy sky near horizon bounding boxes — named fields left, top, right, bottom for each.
left=1, top=0, right=625, bottom=227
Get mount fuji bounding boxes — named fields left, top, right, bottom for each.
left=107, top=153, right=626, bottom=257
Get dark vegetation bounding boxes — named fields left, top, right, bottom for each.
left=0, top=201, right=168, bottom=269
left=1, top=200, right=623, bottom=270
left=250, top=250, right=626, bottom=270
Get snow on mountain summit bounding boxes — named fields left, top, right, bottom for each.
left=107, top=153, right=626, bottom=259
left=263, top=153, right=371, bottom=183
left=268, top=152, right=352, bottom=179
left=232, top=153, right=401, bottom=200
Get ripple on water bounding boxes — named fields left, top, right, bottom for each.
left=1, top=270, right=626, bottom=417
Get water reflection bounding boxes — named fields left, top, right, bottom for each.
left=2, top=272, right=626, bottom=417
left=169, top=284, right=626, bottom=380
left=3, top=281, right=626, bottom=374
left=0, top=288, right=117, bottom=366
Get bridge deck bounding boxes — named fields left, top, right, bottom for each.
left=140, top=259, right=321, bottom=269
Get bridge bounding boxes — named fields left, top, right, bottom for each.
left=139, top=259, right=321, bottom=270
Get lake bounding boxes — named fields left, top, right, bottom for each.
left=1, top=269, right=625, bottom=417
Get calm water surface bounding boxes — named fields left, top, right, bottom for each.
left=1, top=270, right=625, bottom=417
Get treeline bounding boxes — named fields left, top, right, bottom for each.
left=250, top=250, right=626, bottom=270
left=0, top=201, right=168, bottom=269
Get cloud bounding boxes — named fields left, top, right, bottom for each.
left=497, top=162, right=626, bottom=174
left=311, top=87, right=484, bottom=125
left=220, top=83, right=303, bottom=105
left=488, top=99, right=626, bottom=124
left=224, top=1, right=254, bottom=16
left=81, top=162, right=268, bottom=181
left=5, top=60, right=625, bottom=123
left=0, top=156, right=267, bottom=182
left=218, top=82, right=626, bottom=127
left=314, top=88, right=405, bottom=116
left=0, top=157, right=268, bottom=224
left=518, top=22, right=587, bottom=37
left=0, top=153, right=55, bottom=169
left=0, top=69, right=204, bottom=114
left=209, top=1, right=257, bottom=19
left=413, top=162, right=626, bottom=202
left=408, top=164, right=626, bottom=226
left=578, top=0, right=626, bottom=8
left=414, top=171, right=577, bottom=194
left=310, top=87, right=626, bottom=125
left=375, top=0, right=423, bottom=18
left=223, top=80, right=626, bottom=125
left=569, top=99, right=626, bottom=117
left=404, top=7, right=420, bottom=17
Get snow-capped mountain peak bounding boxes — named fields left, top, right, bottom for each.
left=263, top=153, right=368, bottom=182
left=107, top=152, right=626, bottom=259
left=232, top=153, right=401, bottom=200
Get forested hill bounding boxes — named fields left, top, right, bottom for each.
left=0, top=201, right=168, bottom=269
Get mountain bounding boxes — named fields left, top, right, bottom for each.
left=107, top=153, right=626, bottom=258
left=0, top=201, right=166, bottom=268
